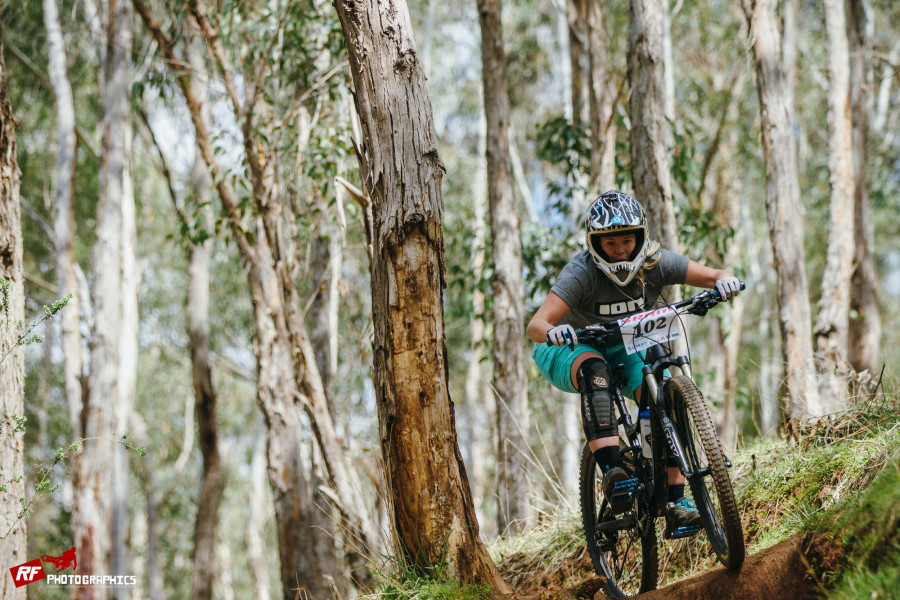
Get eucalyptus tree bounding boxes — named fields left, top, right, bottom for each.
left=587, top=0, right=616, bottom=192
left=334, top=0, right=510, bottom=591
left=133, top=0, right=377, bottom=595
left=629, top=0, right=678, bottom=252
left=814, top=0, right=856, bottom=411
left=43, top=0, right=83, bottom=439
left=183, top=22, right=225, bottom=600
left=71, top=0, right=140, bottom=592
left=477, top=0, right=532, bottom=535
left=741, top=0, right=820, bottom=418
left=0, top=16, right=27, bottom=600
left=845, top=0, right=881, bottom=376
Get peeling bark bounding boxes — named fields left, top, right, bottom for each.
left=335, top=0, right=510, bottom=591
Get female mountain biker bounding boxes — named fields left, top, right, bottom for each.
left=525, top=190, right=743, bottom=530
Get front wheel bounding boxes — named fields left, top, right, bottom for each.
left=579, top=444, right=658, bottom=597
left=666, top=375, right=745, bottom=569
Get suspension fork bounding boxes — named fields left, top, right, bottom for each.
left=641, top=370, right=695, bottom=479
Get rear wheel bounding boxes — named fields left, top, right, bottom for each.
left=666, top=376, right=745, bottom=569
left=580, top=444, right=658, bottom=597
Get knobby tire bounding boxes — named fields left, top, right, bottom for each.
left=580, top=444, right=658, bottom=597
left=666, top=375, right=745, bottom=569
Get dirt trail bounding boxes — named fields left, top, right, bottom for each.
left=511, top=533, right=841, bottom=600
left=616, top=534, right=841, bottom=600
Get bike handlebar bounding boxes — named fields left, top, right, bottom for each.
left=545, top=280, right=745, bottom=348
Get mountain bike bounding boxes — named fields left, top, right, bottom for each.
left=573, top=287, right=746, bottom=597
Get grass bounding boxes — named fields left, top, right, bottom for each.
left=489, top=507, right=589, bottom=592
left=357, top=542, right=495, bottom=600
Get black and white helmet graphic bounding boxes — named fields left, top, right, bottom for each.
left=585, top=190, right=648, bottom=286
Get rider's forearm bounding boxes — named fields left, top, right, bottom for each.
left=526, top=317, right=553, bottom=344
left=685, top=261, right=734, bottom=289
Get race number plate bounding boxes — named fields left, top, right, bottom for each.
left=617, top=306, right=681, bottom=355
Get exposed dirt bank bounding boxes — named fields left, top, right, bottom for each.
left=511, top=533, right=841, bottom=600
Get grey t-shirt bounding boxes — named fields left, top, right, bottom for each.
left=550, top=248, right=689, bottom=329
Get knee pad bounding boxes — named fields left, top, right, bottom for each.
left=577, top=357, right=616, bottom=441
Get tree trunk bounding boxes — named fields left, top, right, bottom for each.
left=845, top=0, right=881, bottom=375
left=741, top=0, right=820, bottom=418
left=587, top=0, right=616, bottom=192
left=662, top=0, right=679, bottom=122
left=814, top=0, right=856, bottom=412
left=44, top=0, right=84, bottom=439
left=309, top=193, right=342, bottom=413
left=73, top=1, right=135, bottom=594
left=308, top=193, right=348, bottom=598
left=246, top=427, right=273, bottom=600
left=477, top=0, right=532, bottom=535
left=0, top=18, right=27, bottom=597
left=186, top=30, right=225, bottom=596
left=249, top=232, right=328, bottom=600
left=567, top=0, right=587, bottom=126
left=334, top=0, right=510, bottom=591
left=463, top=114, right=488, bottom=522
left=629, top=0, right=679, bottom=252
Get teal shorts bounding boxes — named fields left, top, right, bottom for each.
left=532, top=342, right=646, bottom=398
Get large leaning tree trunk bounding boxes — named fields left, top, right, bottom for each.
left=0, top=18, right=27, bottom=599
left=72, top=0, right=138, bottom=595
left=741, top=0, right=820, bottom=418
left=477, top=0, right=532, bottom=535
left=44, top=0, right=84, bottom=439
left=814, top=0, right=856, bottom=412
left=845, top=0, right=881, bottom=376
left=334, top=0, right=510, bottom=591
left=628, top=0, right=678, bottom=252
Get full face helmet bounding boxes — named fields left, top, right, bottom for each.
left=585, top=190, right=648, bottom=286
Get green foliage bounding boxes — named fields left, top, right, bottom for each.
left=0, top=434, right=147, bottom=548
left=535, top=116, right=590, bottom=214
left=0, top=277, right=71, bottom=365
left=520, top=222, right=582, bottom=309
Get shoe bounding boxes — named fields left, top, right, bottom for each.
left=602, top=466, right=637, bottom=514
left=665, top=498, right=702, bottom=538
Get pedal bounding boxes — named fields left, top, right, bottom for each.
left=596, top=514, right=635, bottom=532
left=610, top=478, right=640, bottom=499
left=666, top=524, right=702, bottom=539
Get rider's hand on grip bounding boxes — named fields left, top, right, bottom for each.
left=715, top=277, right=743, bottom=301
left=546, top=324, right=577, bottom=347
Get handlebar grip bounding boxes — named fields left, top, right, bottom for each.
left=711, top=279, right=746, bottom=301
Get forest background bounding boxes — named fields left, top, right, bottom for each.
left=0, top=0, right=899, bottom=598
